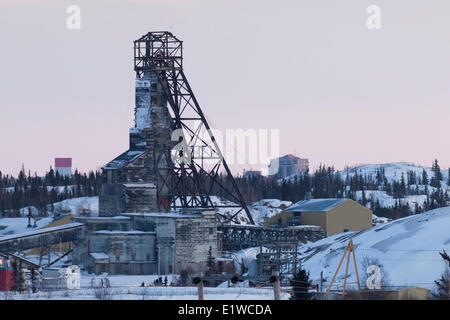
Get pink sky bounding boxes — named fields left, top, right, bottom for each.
left=0, top=0, right=449, bottom=176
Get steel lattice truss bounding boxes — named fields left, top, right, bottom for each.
left=134, top=31, right=254, bottom=224
left=218, top=225, right=325, bottom=251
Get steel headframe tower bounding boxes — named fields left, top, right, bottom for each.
left=134, top=31, right=254, bottom=225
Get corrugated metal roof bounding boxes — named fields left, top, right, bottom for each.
left=284, top=198, right=348, bottom=212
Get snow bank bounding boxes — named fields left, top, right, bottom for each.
left=298, top=206, right=450, bottom=290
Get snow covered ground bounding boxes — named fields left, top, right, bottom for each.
left=249, top=199, right=292, bottom=225
left=372, top=214, right=391, bottom=226
left=5, top=272, right=288, bottom=300
left=296, top=206, right=450, bottom=291
left=50, top=196, right=98, bottom=216
left=4, top=286, right=286, bottom=300
left=355, top=190, right=430, bottom=212
left=8, top=197, right=99, bottom=218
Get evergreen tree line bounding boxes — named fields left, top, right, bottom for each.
left=227, top=160, right=449, bottom=220
left=0, top=167, right=102, bottom=217
left=1, top=159, right=448, bottom=221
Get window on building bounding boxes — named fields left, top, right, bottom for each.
left=116, top=256, right=120, bottom=262
left=146, top=254, right=150, bottom=261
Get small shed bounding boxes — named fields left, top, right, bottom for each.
left=41, top=265, right=81, bottom=290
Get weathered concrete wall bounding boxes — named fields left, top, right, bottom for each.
left=99, top=182, right=125, bottom=217
left=144, top=126, right=173, bottom=212
left=73, top=230, right=157, bottom=275
left=124, top=185, right=157, bottom=213
left=174, top=210, right=218, bottom=273
left=122, top=210, right=218, bottom=275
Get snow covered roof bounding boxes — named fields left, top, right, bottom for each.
left=123, top=183, right=156, bottom=188
left=103, top=150, right=145, bottom=170
left=93, top=230, right=156, bottom=235
left=74, top=216, right=130, bottom=222
left=284, top=198, right=348, bottom=212
left=0, top=222, right=84, bottom=242
left=89, top=252, right=109, bottom=260
left=122, top=212, right=202, bottom=219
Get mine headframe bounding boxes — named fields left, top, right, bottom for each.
left=133, top=31, right=254, bottom=225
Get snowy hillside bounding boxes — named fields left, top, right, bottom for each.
left=347, top=162, right=449, bottom=213
left=12, top=197, right=99, bottom=218
left=297, top=206, right=450, bottom=290
left=340, top=162, right=449, bottom=187
left=354, top=190, right=430, bottom=212
left=249, top=199, right=292, bottom=225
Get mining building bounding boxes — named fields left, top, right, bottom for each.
left=72, top=32, right=220, bottom=275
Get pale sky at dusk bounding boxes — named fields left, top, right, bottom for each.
left=1, top=0, right=449, bottom=176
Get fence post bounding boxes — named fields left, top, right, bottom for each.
left=197, top=272, right=204, bottom=300
left=320, top=271, right=323, bottom=300
left=273, top=271, right=280, bottom=300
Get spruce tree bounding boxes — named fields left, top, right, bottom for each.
left=11, top=260, right=19, bottom=291
left=290, top=268, right=312, bottom=300
left=422, top=169, right=429, bottom=185
left=31, top=268, right=37, bottom=293
left=433, top=250, right=450, bottom=300
left=206, top=246, right=216, bottom=275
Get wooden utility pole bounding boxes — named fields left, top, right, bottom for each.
left=197, top=272, right=204, bottom=300
left=320, top=271, right=323, bottom=300
left=157, top=245, right=161, bottom=277
left=273, top=271, right=281, bottom=300
left=325, top=239, right=361, bottom=300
